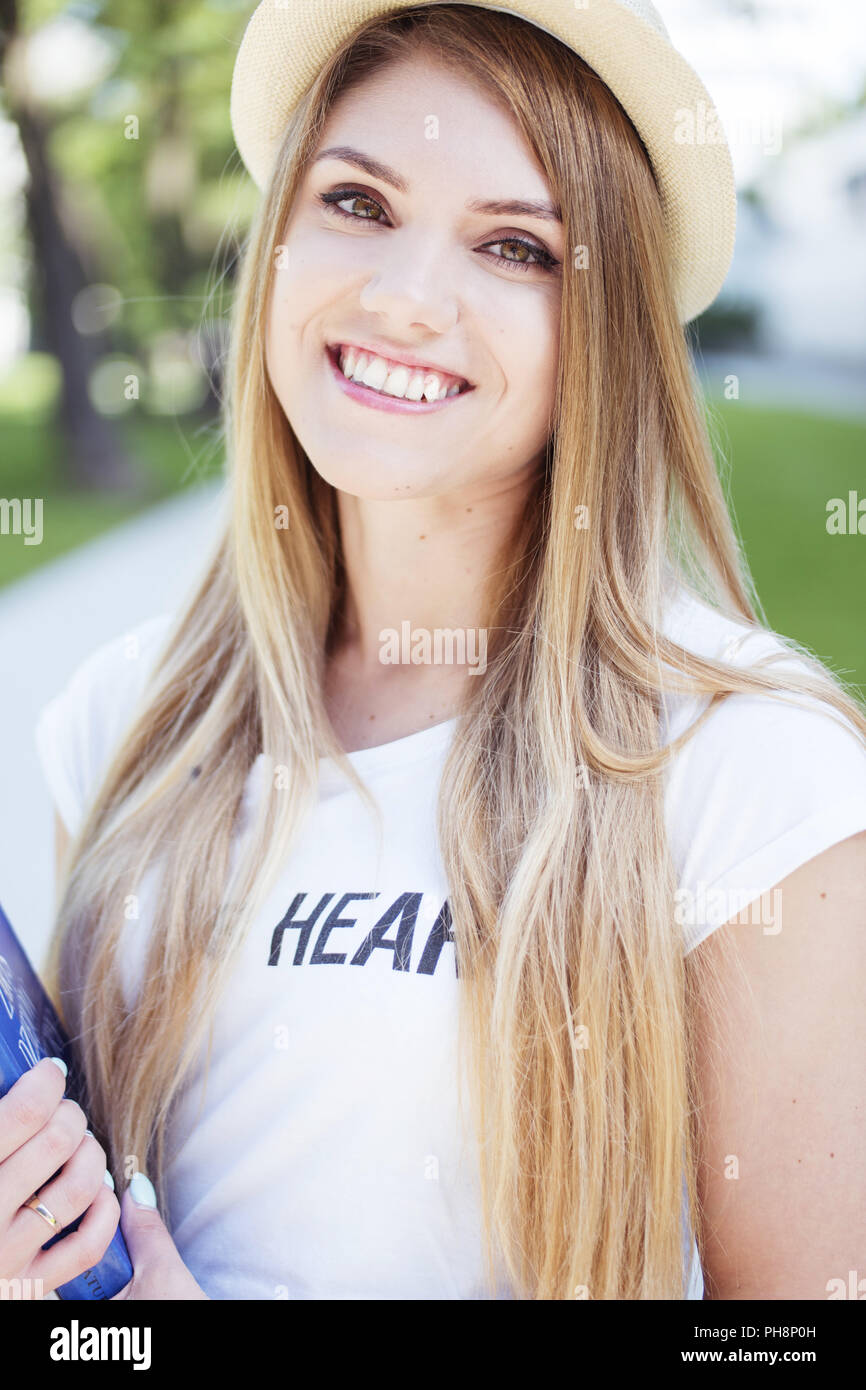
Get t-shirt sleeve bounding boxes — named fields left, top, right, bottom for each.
left=665, top=647, right=866, bottom=956
left=34, top=613, right=174, bottom=837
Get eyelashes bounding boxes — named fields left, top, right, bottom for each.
left=317, top=188, right=559, bottom=274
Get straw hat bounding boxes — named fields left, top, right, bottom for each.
left=230, top=0, right=736, bottom=323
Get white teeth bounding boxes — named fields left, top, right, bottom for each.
left=382, top=365, right=410, bottom=397
left=422, top=372, right=442, bottom=403
left=336, top=346, right=464, bottom=401
left=360, top=356, right=389, bottom=391
left=342, top=345, right=358, bottom=378
left=405, top=372, right=426, bottom=401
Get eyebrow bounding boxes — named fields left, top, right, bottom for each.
left=312, top=145, right=562, bottom=223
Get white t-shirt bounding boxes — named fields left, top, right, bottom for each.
left=33, top=585, right=866, bottom=1300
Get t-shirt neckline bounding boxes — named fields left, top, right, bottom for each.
left=321, top=713, right=460, bottom=779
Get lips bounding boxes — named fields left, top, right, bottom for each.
left=329, top=341, right=473, bottom=403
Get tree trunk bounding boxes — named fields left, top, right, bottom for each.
left=1, top=4, right=140, bottom=492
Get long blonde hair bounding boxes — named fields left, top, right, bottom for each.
left=45, top=4, right=866, bottom=1298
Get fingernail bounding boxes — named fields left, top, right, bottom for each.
left=129, top=1171, right=156, bottom=1208
left=48, top=1057, right=68, bottom=1078
left=103, top=1171, right=115, bottom=1191
left=85, top=1129, right=94, bottom=1137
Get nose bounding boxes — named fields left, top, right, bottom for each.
left=359, top=231, right=459, bottom=336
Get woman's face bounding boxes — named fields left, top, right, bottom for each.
left=265, top=52, right=563, bottom=499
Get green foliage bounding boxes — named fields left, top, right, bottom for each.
left=13, top=0, right=253, bottom=417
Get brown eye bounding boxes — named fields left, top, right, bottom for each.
left=320, top=190, right=387, bottom=222
left=501, top=241, right=532, bottom=262
left=479, top=237, right=557, bottom=274
left=318, top=189, right=558, bottom=277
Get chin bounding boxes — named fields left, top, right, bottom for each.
left=302, top=444, right=444, bottom=500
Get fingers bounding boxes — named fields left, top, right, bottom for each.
left=3, top=1128, right=115, bottom=1275
left=0, top=1057, right=68, bottom=1166
left=0, top=1058, right=121, bottom=1297
left=0, top=1095, right=88, bottom=1232
left=26, top=1180, right=121, bottom=1296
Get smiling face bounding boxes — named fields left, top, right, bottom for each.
left=264, top=51, right=564, bottom=499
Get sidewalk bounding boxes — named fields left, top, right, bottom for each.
left=0, top=480, right=226, bottom=969
left=694, top=350, right=866, bottom=418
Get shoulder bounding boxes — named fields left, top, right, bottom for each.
left=690, top=825, right=866, bottom=1298
left=34, top=612, right=175, bottom=835
left=658, top=580, right=803, bottom=737
left=658, top=583, right=866, bottom=955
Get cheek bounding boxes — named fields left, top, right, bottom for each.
left=499, top=295, right=560, bottom=422
left=266, top=259, right=310, bottom=353
left=264, top=297, right=294, bottom=418
left=264, top=271, right=319, bottom=408
left=272, top=222, right=365, bottom=312
left=265, top=230, right=362, bottom=385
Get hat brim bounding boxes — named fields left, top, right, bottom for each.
left=230, top=0, right=736, bottom=323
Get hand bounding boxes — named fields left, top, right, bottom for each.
left=0, top=1057, right=120, bottom=1297
left=111, top=1174, right=209, bottom=1300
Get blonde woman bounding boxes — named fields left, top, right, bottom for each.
left=3, top=0, right=865, bottom=1301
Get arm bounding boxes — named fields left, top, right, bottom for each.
left=691, top=829, right=866, bottom=1299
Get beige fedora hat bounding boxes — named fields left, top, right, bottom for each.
left=230, top=0, right=736, bottom=323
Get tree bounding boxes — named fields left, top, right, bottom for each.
left=1, top=0, right=139, bottom=490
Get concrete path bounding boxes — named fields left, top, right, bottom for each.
left=695, top=350, right=866, bottom=419
left=0, top=480, right=226, bottom=969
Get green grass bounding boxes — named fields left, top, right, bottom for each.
left=705, top=399, right=866, bottom=699
left=0, top=412, right=224, bottom=589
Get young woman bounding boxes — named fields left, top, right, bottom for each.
left=4, top=0, right=865, bottom=1300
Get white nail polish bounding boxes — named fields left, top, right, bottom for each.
left=129, top=1171, right=157, bottom=1208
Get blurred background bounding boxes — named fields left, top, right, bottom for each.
left=0, top=0, right=864, bottom=960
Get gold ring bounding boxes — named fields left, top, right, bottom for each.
left=23, top=1193, right=62, bottom=1232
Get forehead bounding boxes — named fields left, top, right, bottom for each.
left=318, top=52, right=549, bottom=190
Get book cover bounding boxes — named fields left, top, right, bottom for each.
left=0, top=900, right=133, bottom=1299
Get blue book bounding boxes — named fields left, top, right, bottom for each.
left=0, top=900, right=133, bottom=1299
